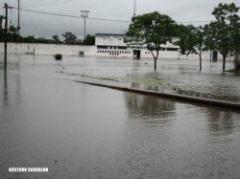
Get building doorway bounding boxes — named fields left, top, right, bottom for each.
left=133, top=50, right=141, bottom=60
left=212, top=51, right=218, bottom=62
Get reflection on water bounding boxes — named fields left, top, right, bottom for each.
left=206, top=108, right=234, bottom=135
left=125, top=92, right=175, bottom=120
left=0, top=55, right=240, bottom=178
left=3, top=72, right=8, bottom=106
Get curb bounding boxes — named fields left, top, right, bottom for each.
left=75, top=80, right=240, bottom=110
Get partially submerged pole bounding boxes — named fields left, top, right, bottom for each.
left=4, top=3, right=8, bottom=71
left=17, top=0, right=20, bottom=34
left=17, top=0, right=21, bottom=42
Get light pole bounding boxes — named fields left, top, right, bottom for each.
left=4, top=3, right=8, bottom=71
left=133, top=0, right=136, bottom=17
left=80, top=10, right=90, bottom=39
left=17, top=0, right=20, bottom=35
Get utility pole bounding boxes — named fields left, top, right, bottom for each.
left=4, top=3, right=8, bottom=71
left=133, top=0, right=136, bottom=17
left=80, top=10, right=90, bottom=39
left=17, top=0, right=20, bottom=35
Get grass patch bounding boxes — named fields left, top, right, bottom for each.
left=120, top=74, right=167, bottom=87
left=226, top=69, right=240, bottom=75
left=129, top=76, right=165, bottom=86
left=233, top=70, right=240, bottom=75
left=80, top=74, right=119, bottom=82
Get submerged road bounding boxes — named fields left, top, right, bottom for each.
left=1, top=55, right=240, bottom=178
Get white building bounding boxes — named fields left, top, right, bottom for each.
left=95, top=33, right=132, bottom=58
left=0, top=33, right=215, bottom=61
left=95, top=33, right=181, bottom=59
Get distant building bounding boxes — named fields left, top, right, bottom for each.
left=95, top=33, right=132, bottom=58
left=95, top=33, right=127, bottom=49
left=95, top=33, right=181, bottom=59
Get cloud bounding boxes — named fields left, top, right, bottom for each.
left=3, top=0, right=237, bottom=38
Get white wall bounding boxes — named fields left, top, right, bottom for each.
left=135, top=49, right=215, bottom=60
left=0, top=42, right=228, bottom=61
left=0, top=43, right=97, bottom=56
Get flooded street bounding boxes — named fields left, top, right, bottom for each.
left=1, top=55, right=240, bottom=178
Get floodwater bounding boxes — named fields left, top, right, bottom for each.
left=16, top=54, right=238, bottom=102
left=1, top=55, right=240, bottom=179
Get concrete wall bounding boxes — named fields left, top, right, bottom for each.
left=0, top=43, right=97, bottom=57
left=127, top=49, right=214, bottom=60
left=0, top=42, right=227, bottom=61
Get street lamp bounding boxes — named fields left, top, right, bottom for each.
left=80, top=10, right=90, bottom=39
left=133, top=0, right=137, bottom=17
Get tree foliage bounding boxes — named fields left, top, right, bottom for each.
left=127, top=3, right=240, bottom=72
left=52, top=35, right=61, bottom=44
left=0, top=24, right=94, bottom=46
left=127, top=12, right=176, bottom=71
left=62, top=32, right=77, bottom=45
left=82, top=35, right=95, bottom=45
left=0, top=15, right=4, bottom=30
left=175, top=25, right=204, bottom=71
left=205, top=3, right=240, bottom=71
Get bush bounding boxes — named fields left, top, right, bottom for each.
left=54, top=54, right=62, bottom=60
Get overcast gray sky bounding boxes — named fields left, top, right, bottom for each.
left=0, top=0, right=239, bottom=38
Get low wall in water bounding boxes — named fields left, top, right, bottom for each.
left=0, top=42, right=227, bottom=61
left=0, top=43, right=96, bottom=56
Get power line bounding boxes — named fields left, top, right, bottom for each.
left=10, top=6, right=213, bottom=24
left=22, top=0, right=57, bottom=7
left=11, top=7, right=131, bottom=23
left=23, top=0, right=72, bottom=8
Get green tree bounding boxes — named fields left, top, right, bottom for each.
left=205, top=3, right=240, bottom=71
left=203, top=23, right=218, bottom=59
left=23, top=36, right=35, bottom=43
left=0, top=16, right=5, bottom=42
left=175, top=25, right=205, bottom=71
left=0, top=22, right=20, bottom=42
left=228, top=5, right=240, bottom=70
left=0, top=15, right=4, bottom=30
left=62, top=32, right=77, bottom=45
left=82, top=34, right=95, bottom=45
left=174, top=24, right=188, bottom=55
left=127, top=12, right=176, bottom=71
left=9, top=25, right=17, bottom=34
left=36, top=37, right=51, bottom=44
left=52, top=35, right=61, bottom=44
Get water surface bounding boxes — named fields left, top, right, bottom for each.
left=0, top=55, right=240, bottom=178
